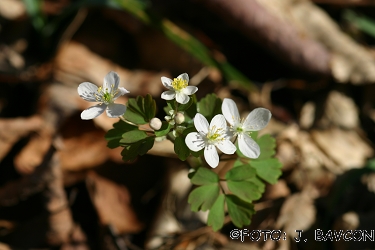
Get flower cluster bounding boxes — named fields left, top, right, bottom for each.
left=78, top=71, right=272, bottom=169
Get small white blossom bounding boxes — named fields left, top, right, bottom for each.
left=221, top=98, right=271, bottom=158
left=185, top=113, right=236, bottom=168
left=161, top=73, right=198, bottom=104
left=78, top=71, right=129, bottom=120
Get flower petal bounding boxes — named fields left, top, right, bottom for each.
left=243, top=108, right=272, bottom=131
left=209, top=114, right=227, bottom=131
left=221, top=98, right=240, bottom=126
left=204, top=145, right=219, bottom=168
left=103, top=71, right=120, bottom=92
left=106, top=103, right=127, bottom=118
left=238, top=134, right=260, bottom=158
left=161, top=76, right=173, bottom=89
left=161, top=90, right=176, bottom=100
left=176, top=92, right=189, bottom=104
left=78, top=82, right=98, bottom=102
left=81, top=103, right=106, bottom=120
left=177, top=73, right=189, bottom=83
left=216, top=139, right=236, bottom=155
left=194, top=113, right=209, bottom=134
left=185, top=132, right=205, bottom=152
left=182, top=86, right=198, bottom=95
left=113, top=87, right=130, bottom=99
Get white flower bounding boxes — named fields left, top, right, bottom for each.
left=185, top=113, right=236, bottom=168
left=78, top=71, right=129, bottom=120
left=221, top=98, right=271, bottom=158
left=161, top=73, right=198, bottom=104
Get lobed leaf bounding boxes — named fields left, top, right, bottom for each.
left=207, top=194, right=225, bottom=231
left=197, top=94, right=222, bottom=122
left=225, top=164, right=256, bottom=181
left=188, top=184, right=220, bottom=212
left=120, top=130, right=149, bottom=144
left=227, top=180, right=261, bottom=202
left=250, top=158, right=283, bottom=184
left=226, top=195, right=255, bottom=228
left=189, top=167, right=219, bottom=185
left=174, top=136, right=190, bottom=161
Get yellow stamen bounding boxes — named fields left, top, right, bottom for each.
left=172, top=78, right=188, bottom=91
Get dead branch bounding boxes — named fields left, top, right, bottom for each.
left=196, top=0, right=331, bottom=77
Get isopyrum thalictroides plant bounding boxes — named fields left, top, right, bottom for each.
left=77, top=71, right=282, bottom=231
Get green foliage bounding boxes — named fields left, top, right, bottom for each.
left=207, top=194, right=225, bottom=231
left=121, top=137, right=154, bottom=162
left=174, top=136, right=190, bottom=161
left=188, top=184, right=220, bottom=212
left=105, top=120, right=138, bottom=148
left=225, top=164, right=256, bottom=180
left=120, top=130, right=149, bottom=144
left=256, top=134, right=276, bottom=160
left=343, top=10, right=375, bottom=38
left=154, top=122, right=171, bottom=137
left=250, top=159, right=283, bottom=185
left=123, top=94, right=156, bottom=125
left=226, top=195, right=255, bottom=228
left=197, top=94, right=222, bottom=121
left=189, top=167, right=219, bottom=185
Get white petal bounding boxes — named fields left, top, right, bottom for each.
left=177, top=73, right=189, bottom=83
left=78, top=82, right=98, bottom=102
left=185, top=132, right=205, bottom=152
left=81, top=103, right=106, bottom=120
left=161, top=76, right=173, bottom=89
left=221, top=98, right=240, bottom=126
left=194, top=113, right=209, bottom=134
left=161, top=90, right=176, bottom=100
left=204, top=145, right=219, bottom=168
left=113, top=87, right=130, bottom=99
left=176, top=92, right=189, bottom=104
left=106, top=103, right=127, bottom=118
left=238, top=134, right=260, bottom=158
left=209, top=114, right=227, bottom=131
left=183, top=86, right=198, bottom=95
left=103, top=71, right=120, bottom=92
left=243, top=108, right=272, bottom=131
left=216, top=139, right=236, bottom=155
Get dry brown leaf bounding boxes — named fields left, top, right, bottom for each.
left=86, top=171, right=144, bottom=234
left=318, top=91, right=359, bottom=129
left=275, top=186, right=317, bottom=235
left=312, top=128, right=373, bottom=172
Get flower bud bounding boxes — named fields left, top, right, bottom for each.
left=174, top=112, right=185, bottom=124
left=150, top=117, right=162, bottom=130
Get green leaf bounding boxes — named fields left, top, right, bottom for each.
left=197, top=94, right=222, bottom=121
left=120, top=130, right=149, bottom=144
left=123, top=108, right=147, bottom=125
left=144, top=94, right=157, bottom=121
left=207, top=194, right=225, bottom=231
left=189, top=167, right=219, bottom=185
left=257, top=134, right=276, bottom=160
left=188, top=184, right=220, bottom=212
left=121, top=137, right=154, bottom=162
left=123, top=95, right=157, bottom=125
left=154, top=122, right=171, bottom=137
left=227, top=180, right=261, bottom=202
left=250, top=158, right=283, bottom=184
left=174, top=136, right=190, bottom=161
left=248, top=177, right=266, bottom=193
left=226, top=195, right=255, bottom=228
left=105, top=120, right=138, bottom=148
left=225, top=165, right=256, bottom=181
